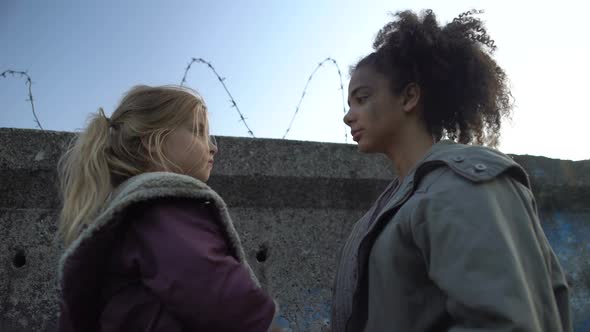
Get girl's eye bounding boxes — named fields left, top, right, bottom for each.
left=357, top=96, right=369, bottom=104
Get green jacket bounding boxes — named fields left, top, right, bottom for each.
left=346, top=141, right=571, bottom=331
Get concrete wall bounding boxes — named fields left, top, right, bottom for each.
left=0, top=128, right=588, bottom=331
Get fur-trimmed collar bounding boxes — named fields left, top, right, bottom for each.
left=58, top=171, right=259, bottom=288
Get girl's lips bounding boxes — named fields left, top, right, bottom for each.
left=351, top=130, right=363, bottom=141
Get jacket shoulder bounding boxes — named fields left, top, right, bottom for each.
left=128, top=196, right=214, bottom=217
left=414, top=143, right=530, bottom=189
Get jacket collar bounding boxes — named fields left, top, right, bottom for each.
left=371, top=140, right=530, bottom=230
left=58, top=172, right=257, bottom=288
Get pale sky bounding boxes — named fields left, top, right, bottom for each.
left=1, top=0, right=588, bottom=161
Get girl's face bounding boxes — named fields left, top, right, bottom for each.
left=162, top=112, right=218, bottom=182
left=344, top=65, right=407, bottom=154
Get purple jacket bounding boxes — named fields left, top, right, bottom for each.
left=58, top=173, right=275, bottom=332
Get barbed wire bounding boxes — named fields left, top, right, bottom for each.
left=283, top=57, right=347, bottom=142
left=181, top=57, right=349, bottom=142
left=1, top=70, right=43, bottom=130
left=181, top=58, right=255, bottom=137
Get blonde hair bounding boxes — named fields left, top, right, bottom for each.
left=58, top=85, right=210, bottom=246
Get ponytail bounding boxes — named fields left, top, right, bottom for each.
left=58, top=108, right=113, bottom=246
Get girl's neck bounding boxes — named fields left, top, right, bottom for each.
left=385, top=130, right=435, bottom=180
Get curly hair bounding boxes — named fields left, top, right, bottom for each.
left=354, top=9, right=512, bottom=146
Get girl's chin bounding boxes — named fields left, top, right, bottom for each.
left=356, top=139, right=373, bottom=153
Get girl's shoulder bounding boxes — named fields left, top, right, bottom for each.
left=105, top=172, right=225, bottom=219
left=414, top=141, right=530, bottom=190
left=125, top=196, right=218, bottom=232
left=114, top=172, right=213, bottom=200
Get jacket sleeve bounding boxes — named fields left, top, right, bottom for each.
left=126, top=198, right=276, bottom=332
left=411, top=176, right=570, bottom=332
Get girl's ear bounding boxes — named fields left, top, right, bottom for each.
left=401, top=83, right=421, bottom=113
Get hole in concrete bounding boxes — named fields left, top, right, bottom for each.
left=256, top=244, right=269, bottom=263
left=13, top=250, right=26, bottom=268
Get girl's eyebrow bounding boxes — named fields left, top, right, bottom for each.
left=348, top=86, right=370, bottom=106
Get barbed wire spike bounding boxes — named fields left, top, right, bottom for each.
left=282, top=57, right=348, bottom=142
left=181, top=58, right=255, bottom=138
left=1, top=69, right=43, bottom=130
